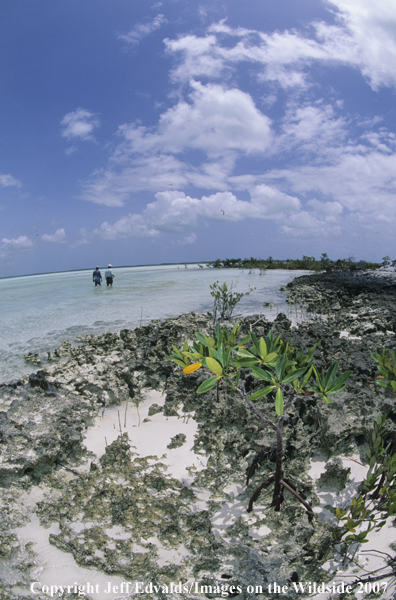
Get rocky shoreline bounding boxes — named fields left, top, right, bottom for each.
left=1, top=270, right=395, bottom=599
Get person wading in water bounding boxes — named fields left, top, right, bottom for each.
left=105, top=264, right=115, bottom=287
left=92, top=266, right=102, bottom=286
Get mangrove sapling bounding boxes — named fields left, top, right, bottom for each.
left=336, top=414, right=396, bottom=550
left=166, top=326, right=351, bottom=513
left=335, top=349, right=396, bottom=553
left=210, top=281, right=255, bottom=323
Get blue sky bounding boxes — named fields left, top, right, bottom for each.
left=1, top=0, right=396, bottom=277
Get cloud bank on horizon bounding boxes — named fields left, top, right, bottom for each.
left=1, top=0, right=395, bottom=275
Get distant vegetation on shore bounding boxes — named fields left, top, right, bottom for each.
left=208, top=253, right=383, bottom=272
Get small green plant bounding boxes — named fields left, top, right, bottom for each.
left=336, top=349, right=396, bottom=547
left=372, top=348, right=396, bottom=391
left=210, top=281, right=255, bottom=323
left=166, top=325, right=350, bottom=512
left=336, top=414, right=396, bottom=547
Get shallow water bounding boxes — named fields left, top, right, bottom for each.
left=0, top=264, right=309, bottom=383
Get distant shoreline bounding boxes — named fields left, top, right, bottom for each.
left=1, top=254, right=385, bottom=281
left=0, top=261, right=207, bottom=281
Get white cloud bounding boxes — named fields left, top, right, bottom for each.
left=118, top=14, right=167, bottom=47
left=41, top=228, right=66, bottom=243
left=275, top=149, right=396, bottom=214
left=119, top=81, right=272, bottom=157
left=61, top=108, right=100, bottom=141
left=82, top=154, right=191, bottom=207
left=65, top=146, right=78, bottom=156
left=0, top=174, right=22, bottom=188
left=80, top=5, right=396, bottom=249
left=325, top=0, right=396, bottom=89
left=93, top=186, right=302, bottom=241
left=280, top=211, right=343, bottom=238
left=2, top=235, right=33, bottom=247
left=1, top=235, right=33, bottom=257
left=165, top=4, right=396, bottom=91
left=279, top=103, right=347, bottom=154
left=165, top=34, right=225, bottom=82
left=178, top=232, right=197, bottom=245
left=81, top=82, right=272, bottom=206
left=93, top=214, right=159, bottom=240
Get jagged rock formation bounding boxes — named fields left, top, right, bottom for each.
left=1, top=274, right=395, bottom=599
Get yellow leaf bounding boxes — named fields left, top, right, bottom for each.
left=183, top=362, right=202, bottom=374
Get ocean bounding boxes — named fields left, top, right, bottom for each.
left=0, top=264, right=309, bottom=383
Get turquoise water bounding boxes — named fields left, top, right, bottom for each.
left=0, top=264, right=309, bottom=383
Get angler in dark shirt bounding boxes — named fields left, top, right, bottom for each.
left=93, top=267, right=102, bottom=286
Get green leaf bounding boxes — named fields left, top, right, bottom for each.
left=234, top=357, right=261, bottom=367
left=282, top=367, right=308, bottom=384
left=249, top=386, right=275, bottom=401
left=377, top=379, right=393, bottom=391
left=377, top=365, right=392, bottom=379
left=197, top=376, right=221, bottom=394
left=164, top=356, right=187, bottom=369
left=195, top=332, right=211, bottom=347
left=328, top=370, right=351, bottom=392
left=259, top=337, right=267, bottom=360
left=250, top=366, right=273, bottom=382
left=313, top=367, right=324, bottom=390
left=235, top=348, right=255, bottom=357
left=275, top=387, right=284, bottom=416
left=324, top=361, right=338, bottom=389
left=275, top=354, right=287, bottom=380
left=250, top=332, right=260, bottom=353
left=216, top=342, right=225, bottom=367
left=238, top=334, right=251, bottom=346
left=262, top=352, right=278, bottom=364
left=171, top=344, right=184, bottom=359
left=205, top=357, right=223, bottom=375
left=188, top=352, right=204, bottom=360
left=300, top=365, right=313, bottom=388
left=224, top=377, right=235, bottom=391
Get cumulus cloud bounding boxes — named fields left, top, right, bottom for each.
left=2, top=235, right=33, bottom=247
left=1, top=236, right=33, bottom=257
left=119, top=81, right=272, bottom=157
left=93, top=186, right=302, bottom=241
left=81, top=82, right=272, bottom=206
left=0, top=174, right=22, bottom=188
left=93, top=214, right=159, bottom=240
left=118, top=14, right=167, bottom=47
left=275, top=148, right=396, bottom=214
left=41, top=228, right=66, bottom=243
left=61, top=108, right=100, bottom=141
left=79, top=3, right=396, bottom=248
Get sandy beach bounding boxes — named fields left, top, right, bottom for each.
left=1, top=268, right=396, bottom=600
